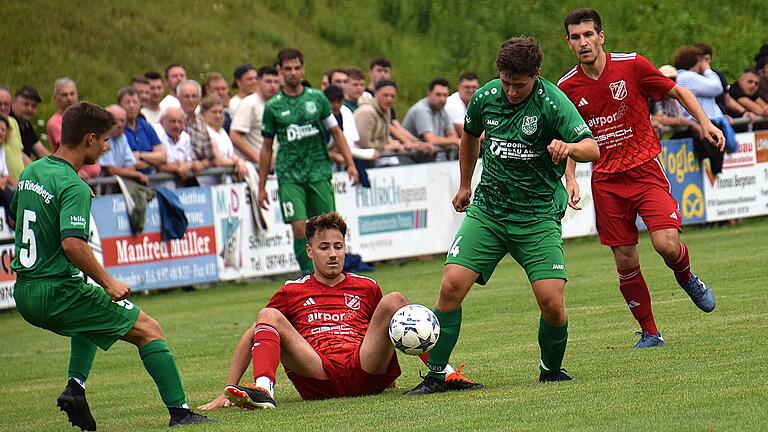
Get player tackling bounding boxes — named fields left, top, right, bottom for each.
left=557, top=9, right=723, bottom=348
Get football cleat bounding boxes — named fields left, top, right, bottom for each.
left=56, top=378, right=96, bottom=431
left=539, top=368, right=573, bottom=383
left=679, top=274, right=715, bottom=312
left=224, top=384, right=276, bottom=410
left=168, top=408, right=211, bottom=427
left=445, top=364, right=485, bottom=391
left=634, top=331, right=666, bottom=349
left=403, top=375, right=450, bottom=396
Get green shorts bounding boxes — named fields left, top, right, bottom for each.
left=13, top=277, right=140, bottom=351
left=445, top=206, right=567, bottom=284
left=278, top=180, right=336, bottom=223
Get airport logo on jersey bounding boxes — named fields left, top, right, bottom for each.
left=522, top=116, right=538, bottom=135
left=344, top=293, right=361, bottom=310
left=609, top=80, right=628, bottom=101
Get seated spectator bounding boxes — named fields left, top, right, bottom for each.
left=159, top=64, right=186, bottom=111
left=693, top=43, right=745, bottom=120
left=754, top=44, right=768, bottom=101
left=100, top=105, right=149, bottom=186
left=674, top=45, right=738, bottom=153
left=10, top=85, right=50, bottom=161
left=364, top=57, right=392, bottom=98
left=651, top=65, right=704, bottom=139
left=343, top=68, right=367, bottom=112
left=118, top=86, right=166, bottom=173
left=229, top=64, right=258, bottom=114
left=445, top=72, right=480, bottom=137
left=729, top=69, right=768, bottom=117
left=0, top=86, right=26, bottom=181
left=154, top=107, right=203, bottom=188
left=0, top=114, right=15, bottom=223
left=142, top=71, right=165, bottom=124
left=354, top=80, right=404, bottom=167
left=177, top=80, right=215, bottom=167
left=230, top=65, right=280, bottom=164
left=47, top=77, right=78, bottom=151
left=325, top=85, right=378, bottom=167
left=403, top=78, right=461, bottom=161
left=204, top=72, right=232, bottom=132
left=199, top=95, right=246, bottom=185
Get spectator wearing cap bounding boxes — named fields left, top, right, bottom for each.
left=204, top=72, right=232, bottom=133
left=10, top=85, right=50, bottom=160
left=229, top=64, right=258, bottom=114
left=100, top=105, right=149, bottom=186
left=0, top=86, right=27, bottom=181
left=118, top=86, right=166, bottom=174
left=142, top=71, right=165, bottom=124
left=47, top=77, right=78, bottom=151
left=230, top=65, right=280, bottom=164
left=354, top=80, right=404, bottom=167
left=159, top=64, right=186, bottom=112
left=729, top=68, right=768, bottom=117
left=445, top=72, right=480, bottom=137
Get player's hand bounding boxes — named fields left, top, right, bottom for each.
left=452, top=186, right=472, bottom=212
left=347, top=164, right=360, bottom=186
left=565, top=177, right=582, bottom=210
left=105, top=280, right=131, bottom=301
left=197, top=393, right=231, bottom=411
left=701, top=122, right=725, bottom=151
left=258, top=188, right=270, bottom=210
left=547, top=139, right=573, bottom=164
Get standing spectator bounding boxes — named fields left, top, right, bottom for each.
left=364, top=57, right=392, bottom=97
left=131, top=76, right=151, bottom=113
left=159, top=64, right=186, bottom=111
left=354, top=80, right=403, bottom=166
left=199, top=95, right=246, bottom=185
left=230, top=66, right=280, bottom=164
left=325, top=85, right=378, bottom=166
left=47, top=77, right=79, bottom=151
left=100, top=105, right=149, bottom=185
left=729, top=69, right=768, bottom=117
left=229, top=64, right=258, bottom=114
left=329, top=69, right=349, bottom=89
left=178, top=80, right=215, bottom=166
left=0, top=87, right=24, bottom=181
left=154, top=106, right=201, bottom=188
left=118, top=87, right=166, bottom=174
left=445, top=72, right=480, bottom=137
left=753, top=44, right=768, bottom=101
left=10, top=85, right=50, bottom=160
left=402, top=78, right=459, bottom=160
left=258, top=48, right=358, bottom=276
left=0, top=115, right=14, bottom=225
left=693, top=43, right=745, bottom=119
left=343, top=68, right=366, bottom=112
left=204, top=72, right=232, bottom=133
left=142, top=71, right=164, bottom=124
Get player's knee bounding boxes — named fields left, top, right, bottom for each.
left=652, top=237, right=679, bottom=260
left=541, top=303, right=567, bottom=326
left=437, top=281, right=465, bottom=311
left=257, top=307, right=286, bottom=327
left=382, top=292, right=409, bottom=311
left=134, top=312, right=164, bottom=344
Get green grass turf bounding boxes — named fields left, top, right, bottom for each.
left=1, top=218, right=767, bottom=431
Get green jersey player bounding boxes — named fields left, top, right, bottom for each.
left=407, top=37, right=599, bottom=395
left=11, top=102, right=208, bottom=429
left=258, top=48, right=358, bottom=275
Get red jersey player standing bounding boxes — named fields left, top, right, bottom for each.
left=557, top=9, right=724, bottom=348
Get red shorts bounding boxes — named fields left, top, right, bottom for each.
left=284, top=346, right=400, bottom=401
left=592, top=158, right=682, bottom=246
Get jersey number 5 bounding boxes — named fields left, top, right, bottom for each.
left=19, top=209, right=38, bottom=268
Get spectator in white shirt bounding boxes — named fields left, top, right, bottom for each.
left=445, top=72, right=480, bottom=137
left=154, top=107, right=202, bottom=188
left=199, top=96, right=246, bottom=185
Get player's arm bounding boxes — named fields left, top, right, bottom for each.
left=548, top=137, right=599, bottom=164
left=453, top=132, right=481, bottom=212
left=230, top=130, right=260, bottom=163
left=667, top=84, right=725, bottom=150
left=198, top=323, right=256, bottom=410
left=257, top=137, right=274, bottom=209
left=62, top=238, right=129, bottom=301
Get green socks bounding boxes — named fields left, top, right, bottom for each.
left=294, top=238, right=314, bottom=275
left=427, top=307, right=462, bottom=378
left=68, top=335, right=97, bottom=383
left=538, top=317, right=568, bottom=372
left=139, top=339, right=187, bottom=408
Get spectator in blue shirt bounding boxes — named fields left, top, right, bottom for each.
left=117, top=86, right=166, bottom=173
left=101, top=104, right=149, bottom=185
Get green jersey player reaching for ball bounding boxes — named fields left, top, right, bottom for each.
left=407, top=37, right=599, bottom=395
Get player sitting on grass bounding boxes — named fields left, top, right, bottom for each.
left=199, top=212, right=476, bottom=410
left=10, top=102, right=209, bottom=430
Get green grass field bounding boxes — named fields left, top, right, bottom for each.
left=1, top=218, right=767, bottom=431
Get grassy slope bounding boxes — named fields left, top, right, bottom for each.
left=2, top=0, right=767, bottom=127
left=1, top=218, right=766, bottom=431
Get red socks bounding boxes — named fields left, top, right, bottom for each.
left=618, top=265, right=659, bottom=336
left=665, top=242, right=692, bottom=284
left=251, top=324, right=281, bottom=383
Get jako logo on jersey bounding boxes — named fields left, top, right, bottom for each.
left=522, top=116, right=538, bottom=135
left=486, top=119, right=499, bottom=126
left=609, top=80, right=628, bottom=101
left=344, top=293, right=361, bottom=310
left=552, top=264, right=564, bottom=270
left=305, top=101, right=317, bottom=114
left=286, top=123, right=320, bottom=142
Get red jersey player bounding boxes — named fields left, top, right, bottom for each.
left=558, top=9, right=724, bottom=348
left=198, top=212, right=473, bottom=410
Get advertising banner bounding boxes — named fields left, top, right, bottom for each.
left=660, top=139, right=707, bottom=224
left=703, top=133, right=763, bottom=222
left=754, top=130, right=768, bottom=215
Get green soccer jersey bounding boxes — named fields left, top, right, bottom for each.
left=11, top=156, right=92, bottom=281
left=262, top=87, right=335, bottom=184
left=464, top=77, right=593, bottom=221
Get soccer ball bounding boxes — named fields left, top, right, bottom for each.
left=388, top=304, right=440, bottom=355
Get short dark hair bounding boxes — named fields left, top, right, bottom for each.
left=131, top=75, right=150, bottom=86
left=375, top=79, right=397, bottom=91
left=563, top=8, right=603, bottom=36
left=164, top=64, right=185, bottom=79
left=496, top=37, right=543, bottom=77
left=673, top=46, right=703, bottom=70
left=346, top=68, right=366, bottom=81
left=144, top=71, right=162, bottom=81
left=257, top=65, right=278, bottom=78
left=330, top=68, right=348, bottom=80
left=693, top=42, right=713, bottom=57
left=61, top=102, right=115, bottom=148
left=323, top=85, right=344, bottom=102
left=306, top=212, right=347, bottom=243
left=428, top=78, right=450, bottom=92
left=459, top=72, right=479, bottom=83
left=742, top=67, right=760, bottom=76
left=116, top=86, right=139, bottom=104
left=369, top=57, right=391, bottom=70
left=277, top=48, right=304, bottom=66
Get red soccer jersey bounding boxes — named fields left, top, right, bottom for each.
left=558, top=52, right=675, bottom=174
left=266, top=273, right=383, bottom=355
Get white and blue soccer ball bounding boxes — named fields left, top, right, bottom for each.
left=388, top=304, right=440, bottom=355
